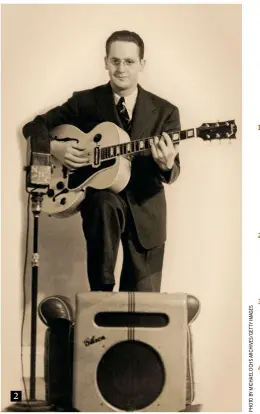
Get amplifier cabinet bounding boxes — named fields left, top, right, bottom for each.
left=73, top=292, right=188, bottom=412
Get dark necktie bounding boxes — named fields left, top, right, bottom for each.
left=116, top=97, right=131, bottom=133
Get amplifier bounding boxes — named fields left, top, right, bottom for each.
left=73, top=291, right=199, bottom=412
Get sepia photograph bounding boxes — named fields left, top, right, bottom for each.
left=1, top=3, right=242, bottom=412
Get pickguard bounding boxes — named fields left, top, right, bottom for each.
left=67, top=159, right=116, bottom=190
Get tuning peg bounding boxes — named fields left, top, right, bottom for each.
left=216, top=133, right=220, bottom=138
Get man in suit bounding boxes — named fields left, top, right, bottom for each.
left=23, top=30, right=181, bottom=292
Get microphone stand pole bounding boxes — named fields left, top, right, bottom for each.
left=7, top=192, right=53, bottom=412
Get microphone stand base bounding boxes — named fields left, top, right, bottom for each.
left=6, top=400, right=54, bottom=412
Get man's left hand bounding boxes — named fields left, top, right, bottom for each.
left=151, top=132, right=179, bottom=171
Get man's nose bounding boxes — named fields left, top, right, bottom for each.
left=118, top=62, right=126, bottom=72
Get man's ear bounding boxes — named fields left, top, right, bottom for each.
left=104, top=56, right=108, bottom=70
left=140, top=59, right=146, bottom=72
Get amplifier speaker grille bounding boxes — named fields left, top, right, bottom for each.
left=97, top=340, right=165, bottom=411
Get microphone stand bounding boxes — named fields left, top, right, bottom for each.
left=7, top=191, right=53, bottom=412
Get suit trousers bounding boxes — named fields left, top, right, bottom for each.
left=80, top=189, right=165, bottom=292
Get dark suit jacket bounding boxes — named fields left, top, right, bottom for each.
left=23, top=82, right=181, bottom=249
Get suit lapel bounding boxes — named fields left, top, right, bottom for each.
left=94, top=82, right=124, bottom=128
left=131, top=84, right=157, bottom=139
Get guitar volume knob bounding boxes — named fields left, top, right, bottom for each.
left=56, top=181, right=65, bottom=190
left=60, top=198, right=67, bottom=205
left=47, top=189, right=55, bottom=198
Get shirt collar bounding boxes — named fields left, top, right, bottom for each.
left=113, top=88, right=138, bottom=115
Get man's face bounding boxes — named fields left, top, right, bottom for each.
left=105, top=41, right=145, bottom=93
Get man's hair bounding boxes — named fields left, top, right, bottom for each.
left=106, top=30, right=145, bottom=60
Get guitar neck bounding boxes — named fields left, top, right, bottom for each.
left=100, top=128, right=196, bottom=160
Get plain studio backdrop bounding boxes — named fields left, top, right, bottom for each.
left=2, top=4, right=241, bottom=412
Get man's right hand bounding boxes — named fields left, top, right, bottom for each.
left=50, top=141, right=90, bottom=169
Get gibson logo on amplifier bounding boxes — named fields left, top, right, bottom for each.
left=83, top=335, right=106, bottom=347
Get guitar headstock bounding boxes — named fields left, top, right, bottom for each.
left=197, top=120, right=237, bottom=141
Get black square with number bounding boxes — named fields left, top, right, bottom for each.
left=10, top=391, right=22, bottom=402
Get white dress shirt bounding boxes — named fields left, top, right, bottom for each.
left=113, top=88, right=138, bottom=121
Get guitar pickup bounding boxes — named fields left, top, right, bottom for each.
left=93, top=146, right=100, bottom=166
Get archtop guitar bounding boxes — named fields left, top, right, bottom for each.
left=42, top=120, right=237, bottom=218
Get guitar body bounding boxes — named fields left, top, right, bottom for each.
left=42, top=122, right=131, bottom=218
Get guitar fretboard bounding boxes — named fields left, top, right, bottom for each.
left=100, top=128, right=196, bottom=160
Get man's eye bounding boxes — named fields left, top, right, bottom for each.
left=110, top=59, right=135, bottom=65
